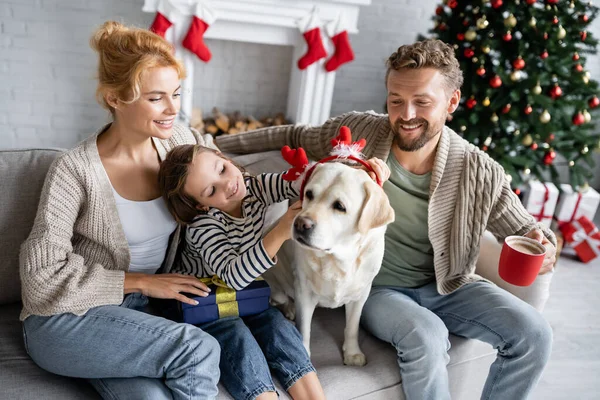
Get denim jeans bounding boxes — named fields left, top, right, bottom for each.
left=361, top=281, right=552, bottom=400
left=198, top=306, right=315, bottom=400
left=22, top=293, right=221, bottom=400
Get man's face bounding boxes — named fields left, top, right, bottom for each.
left=386, top=68, right=460, bottom=152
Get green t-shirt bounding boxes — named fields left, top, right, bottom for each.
left=372, top=153, right=435, bottom=288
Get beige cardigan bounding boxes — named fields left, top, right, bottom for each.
left=216, top=110, right=556, bottom=295
left=19, top=123, right=217, bottom=320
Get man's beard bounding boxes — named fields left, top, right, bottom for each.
left=392, top=117, right=443, bottom=152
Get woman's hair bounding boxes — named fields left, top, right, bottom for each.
left=385, top=39, right=463, bottom=95
left=158, top=145, right=246, bottom=225
left=90, top=20, right=186, bottom=114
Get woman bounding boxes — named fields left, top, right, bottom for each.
left=20, top=21, right=220, bottom=399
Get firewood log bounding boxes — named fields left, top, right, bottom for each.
left=212, top=107, right=230, bottom=132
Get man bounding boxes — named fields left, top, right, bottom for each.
left=216, top=39, right=556, bottom=400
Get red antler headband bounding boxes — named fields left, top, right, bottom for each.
left=281, top=126, right=381, bottom=201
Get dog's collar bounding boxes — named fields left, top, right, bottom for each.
left=299, top=155, right=382, bottom=201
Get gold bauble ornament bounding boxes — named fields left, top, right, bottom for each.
left=506, top=174, right=513, bottom=183
left=582, top=146, right=589, bottom=154
left=483, top=97, right=491, bottom=107
left=490, top=113, right=499, bottom=123
left=546, top=5, right=551, bottom=10
left=454, top=44, right=459, bottom=49
left=532, top=83, right=542, bottom=95
left=524, top=168, right=531, bottom=175
left=557, top=25, right=566, bottom=39
left=465, top=30, right=477, bottom=41
left=510, top=71, right=522, bottom=81
left=569, top=160, right=575, bottom=167
left=472, top=57, right=479, bottom=63
left=484, top=136, right=492, bottom=146
left=514, top=129, right=521, bottom=136
left=460, top=125, right=467, bottom=132
left=540, top=109, right=551, bottom=123
left=583, top=76, right=590, bottom=84
left=569, top=1, right=575, bottom=8
left=482, top=46, right=491, bottom=54
left=585, top=71, right=591, bottom=78
left=477, top=17, right=489, bottom=29
left=522, top=134, right=533, bottom=146
left=583, top=110, right=592, bottom=123
left=504, top=14, right=517, bottom=28
left=529, top=17, right=537, bottom=27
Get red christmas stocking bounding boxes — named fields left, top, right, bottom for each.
left=325, top=31, right=354, bottom=72
left=297, top=10, right=327, bottom=70
left=325, top=14, right=354, bottom=72
left=182, top=2, right=216, bottom=62
left=149, top=12, right=172, bottom=38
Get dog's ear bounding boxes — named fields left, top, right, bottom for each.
left=358, top=180, right=395, bottom=233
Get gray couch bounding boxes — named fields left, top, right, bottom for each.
left=0, top=148, right=553, bottom=399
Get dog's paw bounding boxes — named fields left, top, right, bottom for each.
left=343, top=352, right=367, bottom=367
left=282, top=302, right=296, bottom=321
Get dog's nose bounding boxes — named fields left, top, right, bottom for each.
left=294, top=216, right=314, bottom=234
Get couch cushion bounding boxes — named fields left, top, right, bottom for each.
left=0, top=149, right=64, bottom=305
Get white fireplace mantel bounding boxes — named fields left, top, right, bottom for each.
left=143, top=0, right=371, bottom=125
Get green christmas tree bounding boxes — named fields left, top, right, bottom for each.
left=429, top=0, right=600, bottom=190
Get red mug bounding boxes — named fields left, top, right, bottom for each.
left=498, top=236, right=547, bottom=286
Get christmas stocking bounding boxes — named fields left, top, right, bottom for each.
left=144, top=0, right=178, bottom=38
left=325, top=14, right=354, bottom=72
left=297, top=10, right=327, bottom=70
left=182, top=2, right=216, bottom=62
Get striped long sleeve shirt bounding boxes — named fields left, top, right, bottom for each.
left=175, top=173, right=299, bottom=290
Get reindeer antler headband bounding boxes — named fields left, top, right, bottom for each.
left=281, top=126, right=381, bottom=201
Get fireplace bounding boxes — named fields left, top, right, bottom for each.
left=142, top=0, right=371, bottom=126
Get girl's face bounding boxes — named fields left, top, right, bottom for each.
left=184, top=151, right=247, bottom=215
left=112, top=66, right=181, bottom=140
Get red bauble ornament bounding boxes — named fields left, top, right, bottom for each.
left=540, top=50, right=549, bottom=59
left=502, top=104, right=512, bottom=114
left=476, top=67, right=486, bottom=76
left=503, top=32, right=513, bottom=41
left=589, top=96, right=600, bottom=108
left=581, top=15, right=589, bottom=23
left=457, top=33, right=465, bottom=41
left=543, top=32, right=549, bottom=40
left=547, top=0, right=558, bottom=4
left=531, top=142, right=539, bottom=150
left=524, top=105, right=533, bottom=115
left=581, top=31, right=588, bottom=41
left=492, top=0, right=503, bottom=8
left=573, top=112, right=585, bottom=125
left=448, top=0, right=458, bottom=8
left=514, top=188, right=522, bottom=195
left=549, top=85, right=563, bottom=99
left=436, top=6, right=444, bottom=15
left=526, top=0, right=536, bottom=4
left=575, top=64, right=583, bottom=72
left=552, top=16, right=559, bottom=24
left=573, top=53, right=580, bottom=61
left=438, top=23, right=448, bottom=31
left=512, top=57, right=525, bottom=70
left=543, top=153, right=554, bottom=165
left=463, top=19, right=470, bottom=27
left=464, top=48, right=475, bottom=58
left=466, top=98, right=477, bottom=109
left=490, top=75, right=502, bottom=88
left=482, top=145, right=488, bottom=152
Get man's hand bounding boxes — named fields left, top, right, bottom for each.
left=363, top=158, right=390, bottom=184
left=524, top=229, right=556, bottom=274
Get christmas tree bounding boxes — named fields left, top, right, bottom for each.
left=429, top=0, right=600, bottom=190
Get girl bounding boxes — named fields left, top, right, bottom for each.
left=20, top=21, right=221, bottom=399
left=158, top=144, right=326, bottom=400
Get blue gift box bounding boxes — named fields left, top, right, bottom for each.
left=180, top=279, right=271, bottom=325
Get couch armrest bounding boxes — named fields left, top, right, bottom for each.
left=476, top=231, right=553, bottom=312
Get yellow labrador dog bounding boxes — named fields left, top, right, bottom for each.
left=263, top=162, right=394, bottom=366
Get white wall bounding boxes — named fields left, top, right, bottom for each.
left=1, top=0, right=598, bottom=187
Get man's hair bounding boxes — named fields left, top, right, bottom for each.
left=385, top=39, right=463, bottom=94
left=158, top=144, right=245, bottom=225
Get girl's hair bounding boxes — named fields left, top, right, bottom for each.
left=158, top=145, right=246, bottom=225
left=89, top=20, right=186, bottom=114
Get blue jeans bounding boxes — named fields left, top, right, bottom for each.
left=361, top=281, right=552, bottom=400
left=198, top=306, right=315, bottom=400
left=22, top=293, right=221, bottom=400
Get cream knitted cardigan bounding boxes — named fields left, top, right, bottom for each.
left=19, top=123, right=217, bottom=320
left=217, top=110, right=556, bottom=294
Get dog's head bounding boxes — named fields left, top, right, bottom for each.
left=292, top=163, right=395, bottom=252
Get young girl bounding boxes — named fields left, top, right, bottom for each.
left=158, top=144, right=326, bottom=400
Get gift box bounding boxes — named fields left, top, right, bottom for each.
left=179, top=279, right=271, bottom=325
left=554, top=184, right=600, bottom=226
left=522, top=181, right=559, bottom=228
left=559, top=216, right=600, bottom=263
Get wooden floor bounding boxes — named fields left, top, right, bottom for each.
left=532, top=216, right=600, bottom=400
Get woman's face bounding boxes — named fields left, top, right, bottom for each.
left=113, top=66, right=181, bottom=140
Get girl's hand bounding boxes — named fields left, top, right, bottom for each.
left=125, top=273, right=212, bottom=306
left=363, top=158, right=390, bottom=184
left=276, top=200, right=303, bottom=241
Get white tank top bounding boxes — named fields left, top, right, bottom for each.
left=112, top=188, right=178, bottom=274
